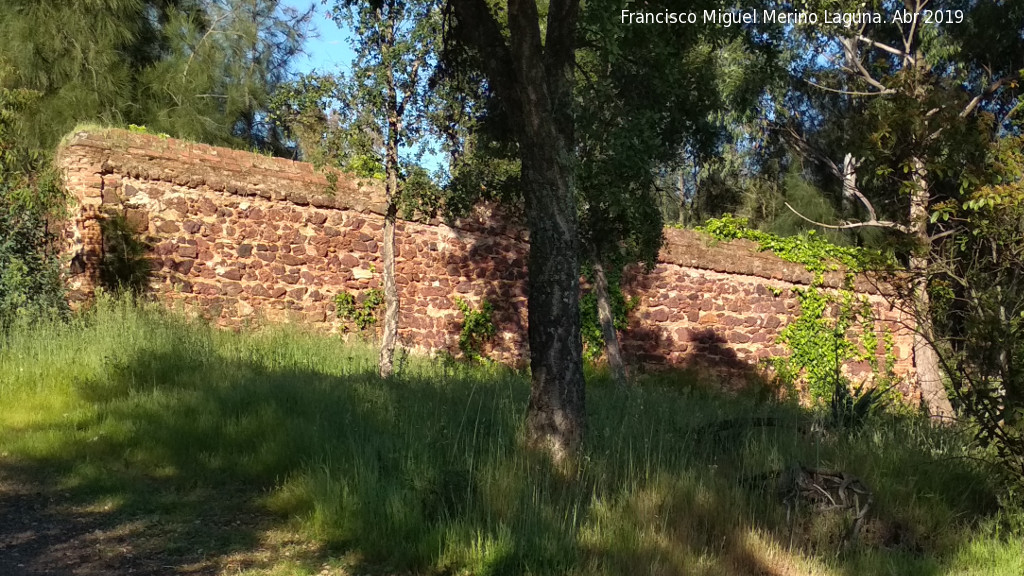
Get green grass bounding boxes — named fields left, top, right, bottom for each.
left=1, top=295, right=1022, bottom=575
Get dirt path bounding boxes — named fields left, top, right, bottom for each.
left=0, top=464, right=325, bottom=576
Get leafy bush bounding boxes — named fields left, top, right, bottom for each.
left=334, top=288, right=384, bottom=331
left=0, top=82, right=66, bottom=332
left=928, top=151, right=1024, bottom=490
left=0, top=184, right=67, bottom=331
left=454, top=297, right=495, bottom=363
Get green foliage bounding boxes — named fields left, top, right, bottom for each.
left=830, top=378, right=895, bottom=431
left=98, top=213, right=152, bottom=296
left=0, top=185, right=67, bottom=330
left=0, top=0, right=312, bottom=155
left=323, top=0, right=440, bottom=195
left=136, top=0, right=314, bottom=154
left=774, top=287, right=855, bottom=402
left=268, top=71, right=389, bottom=180
left=579, top=268, right=638, bottom=363
left=334, top=288, right=384, bottom=331
left=126, top=124, right=169, bottom=138
left=453, top=297, right=495, bottom=363
left=0, top=78, right=67, bottom=332
left=927, top=137, right=1024, bottom=483
left=575, top=0, right=770, bottom=271
left=773, top=286, right=898, bottom=418
left=698, top=215, right=886, bottom=276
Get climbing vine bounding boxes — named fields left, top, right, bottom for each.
left=334, top=288, right=384, bottom=331
left=701, top=216, right=899, bottom=411
left=697, top=215, right=889, bottom=279
left=454, top=297, right=496, bottom=363
left=579, top=265, right=639, bottom=362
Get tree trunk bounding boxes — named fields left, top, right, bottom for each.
left=378, top=24, right=400, bottom=379
left=448, top=0, right=586, bottom=462
left=378, top=206, right=398, bottom=378
left=592, top=259, right=628, bottom=387
left=510, top=0, right=586, bottom=463
left=908, top=156, right=955, bottom=419
left=519, top=136, right=586, bottom=462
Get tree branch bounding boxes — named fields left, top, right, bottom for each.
left=840, top=37, right=891, bottom=93
left=929, top=228, right=958, bottom=242
left=804, top=78, right=893, bottom=97
left=784, top=202, right=914, bottom=235
left=447, top=0, right=515, bottom=104
left=960, top=76, right=1012, bottom=118
left=856, top=35, right=914, bottom=65
left=840, top=153, right=880, bottom=222
left=544, top=0, right=578, bottom=81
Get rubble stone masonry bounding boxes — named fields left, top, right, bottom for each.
left=58, top=129, right=920, bottom=400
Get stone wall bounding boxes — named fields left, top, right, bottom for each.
left=58, top=129, right=920, bottom=400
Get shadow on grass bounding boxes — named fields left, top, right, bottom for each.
left=0, top=315, right=1009, bottom=576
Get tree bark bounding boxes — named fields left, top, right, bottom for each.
left=908, top=156, right=955, bottom=419
left=513, top=0, right=585, bottom=462
left=519, top=134, right=586, bottom=462
left=449, top=0, right=586, bottom=462
left=378, top=18, right=400, bottom=379
left=592, top=260, right=628, bottom=387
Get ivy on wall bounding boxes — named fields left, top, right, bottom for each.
left=454, top=297, right=496, bottom=363
left=701, top=216, right=900, bottom=412
left=697, top=215, right=889, bottom=278
left=335, top=289, right=384, bottom=331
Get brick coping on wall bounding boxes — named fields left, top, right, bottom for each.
left=58, top=128, right=893, bottom=294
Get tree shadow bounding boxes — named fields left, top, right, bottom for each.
left=621, top=325, right=780, bottom=401
left=405, top=224, right=530, bottom=366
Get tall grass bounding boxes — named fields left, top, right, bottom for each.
left=1, top=295, right=1021, bottom=575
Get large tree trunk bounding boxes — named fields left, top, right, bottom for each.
left=449, top=0, right=586, bottom=462
left=592, top=259, right=628, bottom=387
left=512, top=0, right=585, bottom=462
left=909, top=156, right=955, bottom=419
left=518, top=119, right=585, bottom=462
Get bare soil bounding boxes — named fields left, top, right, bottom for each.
left=0, top=463, right=326, bottom=576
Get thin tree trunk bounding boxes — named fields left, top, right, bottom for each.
left=378, top=21, right=400, bottom=379
left=378, top=206, right=398, bottom=378
left=592, top=259, right=628, bottom=387
left=908, top=156, right=954, bottom=419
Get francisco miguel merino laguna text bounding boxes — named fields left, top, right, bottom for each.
left=619, top=9, right=887, bottom=27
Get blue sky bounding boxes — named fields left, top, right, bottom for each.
left=283, top=0, right=354, bottom=75
left=279, top=1, right=446, bottom=171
